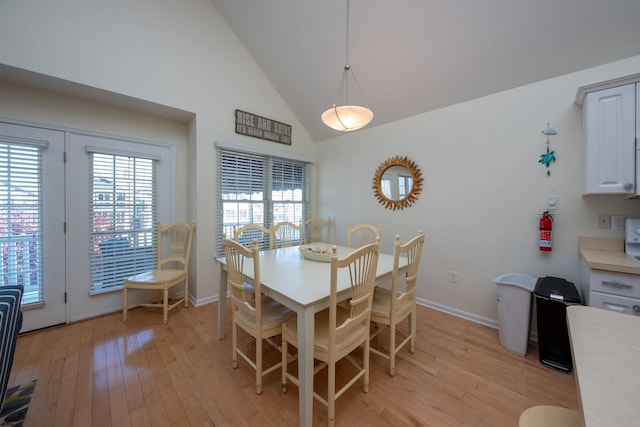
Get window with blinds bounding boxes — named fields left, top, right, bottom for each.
left=0, top=141, right=44, bottom=305
left=89, top=152, right=157, bottom=294
left=216, top=148, right=310, bottom=255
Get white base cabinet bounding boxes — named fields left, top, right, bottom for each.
left=584, top=269, right=640, bottom=316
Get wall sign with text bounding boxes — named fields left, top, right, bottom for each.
left=235, top=110, right=292, bottom=145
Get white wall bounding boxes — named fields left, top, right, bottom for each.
left=317, top=55, right=640, bottom=326
left=0, top=0, right=317, bottom=307
left=2, top=0, right=640, bottom=327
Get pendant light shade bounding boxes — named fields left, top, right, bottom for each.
left=321, top=104, right=374, bottom=131
left=321, top=0, right=373, bottom=132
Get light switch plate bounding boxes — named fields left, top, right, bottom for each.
left=545, top=195, right=559, bottom=211
left=611, top=215, right=626, bottom=230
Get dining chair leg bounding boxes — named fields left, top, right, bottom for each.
left=328, top=358, right=336, bottom=427
left=123, top=287, right=128, bottom=322
left=410, top=307, right=417, bottom=354
left=389, top=321, right=397, bottom=376
left=363, top=337, right=370, bottom=393
left=256, top=335, right=263, bottom=395
left=232, top=317, right=238, bottom=368
left=163, top=289, right=169, bottom=324
left=281, top=336, right=288, bottom=393
left=184, top=278, right=189, bottom=307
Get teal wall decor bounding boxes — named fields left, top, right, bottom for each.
left=539, top=123, right=557, bottom=176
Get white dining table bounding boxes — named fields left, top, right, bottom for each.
left=216, top=243, right=406, bottom=427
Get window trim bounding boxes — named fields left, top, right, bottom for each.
left=214, top=140, right=315, bottom=163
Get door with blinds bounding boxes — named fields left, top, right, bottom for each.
left=0, top=122, right=66, bottom=332
left=66, top=133, right=173, bottom=323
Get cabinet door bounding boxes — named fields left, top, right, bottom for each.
left=583, top=84, right=636, bottom=194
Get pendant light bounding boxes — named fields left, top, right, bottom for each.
left=321, top=0, right=373, bottom=131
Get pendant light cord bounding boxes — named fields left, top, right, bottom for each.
left=345, top=0, right=350, bottom=67
left=320, top=0, right=373, bottom=131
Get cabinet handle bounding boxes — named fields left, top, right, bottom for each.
left=602, top=280, right=633, bottom=289
left=624, top=183, right=634, bottom=190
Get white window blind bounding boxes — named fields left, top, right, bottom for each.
left=89, top=153, right=157, bottom=294
left=216, top=148, right=310, bottom=255
left=0, top=141, right=44, bottom=305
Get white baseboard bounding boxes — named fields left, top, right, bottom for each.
left=191, top=294, right=220, bottom=307
left=416, top=297, right=498, bottom=330
left=198, top=294, right=541, bottom=341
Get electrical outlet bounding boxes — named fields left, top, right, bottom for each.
left=448, top=271, right=458, bottom=284
left=598, top=214, right=611, bottom=229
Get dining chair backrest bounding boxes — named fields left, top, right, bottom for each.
left=347, top=223, right=381, bottom=248
left=392, top=230, right=424, bottom=309
left=330, top=242, right=379, bottom=354
left=223, top=238, right=262, bottom=323
left=158, top=221, right=195, bottom=272
left=233, top=224, right=273, bottom=251
left=302, top=217, right=331, bottom=244
left=272, top=221, right=302, bottom=248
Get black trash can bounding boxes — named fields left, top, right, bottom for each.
left=533, top=276, right=581, bottom=372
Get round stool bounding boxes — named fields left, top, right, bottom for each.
left=519, top=405, right=581, bottom=427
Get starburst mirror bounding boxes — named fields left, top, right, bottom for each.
left=372, top=156, right=423, bottom=210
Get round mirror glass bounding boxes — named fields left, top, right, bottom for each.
left=372, top=156, right=423, bottom=210
left=380, top=165, right=413, bottom=201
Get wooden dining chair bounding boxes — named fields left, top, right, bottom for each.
left=223, top=238, right=296, bottom=395
left=302, top=217, right=331, bottom=244
left=123, top=222, right=194, bottom=324
left=233, top=224, right=274, bottom=251
left=281, top=243, right=379, bottom=427
left=272, top=221, right=302, bottom=248
left=370, top=230, right=424, bottom=376
left=347, top=223, right=381, bottom=248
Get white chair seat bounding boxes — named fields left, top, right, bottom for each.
left=283, top=305, right=366, bottom=360
left=371, top=287, right=412, bottom=320
left=236, top=295, right=295, bottom=331
left=125, top=269, right=186, bottom=284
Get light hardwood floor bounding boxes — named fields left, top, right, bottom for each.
left=9, top=301, right=578, bottom=426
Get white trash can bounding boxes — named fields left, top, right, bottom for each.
left=494, top=273, right=537, bottom=356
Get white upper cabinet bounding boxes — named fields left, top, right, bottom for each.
left=582, top=83, right=636, bottom=195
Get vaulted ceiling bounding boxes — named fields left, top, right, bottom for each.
left=211, top=0, right=640, bottom=142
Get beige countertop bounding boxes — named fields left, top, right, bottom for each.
left=567, top=305, right=640, bottom=427
left=578, top=236, right=640, bottom=275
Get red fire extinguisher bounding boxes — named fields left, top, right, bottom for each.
left=539, top=211, right=553, bottom=252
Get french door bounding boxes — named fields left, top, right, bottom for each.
left=0, top=122, right=66, bottom=332
left=1, top=121, right=174, bottom=332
